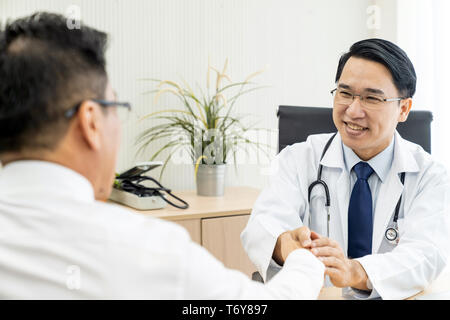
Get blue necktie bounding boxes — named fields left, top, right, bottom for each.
left=348, top=162, right=374, bottom=259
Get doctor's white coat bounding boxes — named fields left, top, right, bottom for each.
left=241, top=131, right=450, bottom=299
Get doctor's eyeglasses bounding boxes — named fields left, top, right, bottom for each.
left=64, top=99, right=134, bottom=124
left=331, top=88, right=406, bottom=109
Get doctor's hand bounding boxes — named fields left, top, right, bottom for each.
left=272, top=226, right=313, bottom=266
left=310, top=233, right=369, bottom=290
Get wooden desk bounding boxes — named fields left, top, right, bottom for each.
left=124, top=186, right=261, bottom=278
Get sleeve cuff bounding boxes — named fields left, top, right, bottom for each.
left=350, top=256, right=381, bottom=299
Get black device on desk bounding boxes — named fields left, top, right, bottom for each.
left=110, top=162, right=189, bottom=210
left=117, top=162, right=163, bottom=179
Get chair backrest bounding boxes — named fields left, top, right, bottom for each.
left=277, top=105, right=433, bottom=154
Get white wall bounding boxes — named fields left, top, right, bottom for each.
left=370, top=0, right=397, bottom=42
left=1, top=0, right=373, bottom=190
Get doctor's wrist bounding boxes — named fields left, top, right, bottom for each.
left=349, top=259, right=369, bottom=291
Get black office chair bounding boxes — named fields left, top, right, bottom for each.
left=277, top=105, right=433, bottom=153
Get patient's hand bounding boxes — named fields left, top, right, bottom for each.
left=272, top=226, right=314, bottom=266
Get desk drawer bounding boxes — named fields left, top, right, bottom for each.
left=174, top=219, right=201, bottom=244
left=201, top=214, right=256, bottom=278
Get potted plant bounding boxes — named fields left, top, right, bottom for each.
left=137, top=59, right=268, bottom=196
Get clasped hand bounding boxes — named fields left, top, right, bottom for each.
left=273, top=227, right=369, bottom=290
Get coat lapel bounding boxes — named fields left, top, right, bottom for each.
left=335, top=169, right=350, bottom=252
left=319, top=133, right=349, bottom=249
left=372, top=131, right=420, bottom=252
left=372, top=167, right=403, bottom=252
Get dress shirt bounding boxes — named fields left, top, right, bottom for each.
left=342, top=137, right=394, bottom=298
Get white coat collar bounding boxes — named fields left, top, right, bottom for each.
left=0, top=160, right=95, bottom=203
left=390, top=130, right=420, bottom=174
left=319, top=130, right=420, bottom=175
left=319, top=132, right=345, bottom=169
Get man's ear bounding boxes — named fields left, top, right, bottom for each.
left=77, top=101, right=103, bottom=151
left=398, top=98, right=412, bottom=123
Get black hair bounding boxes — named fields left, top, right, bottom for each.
left=0, top=12, right=108, bottom=154
left=335, top=38, right=416, bottom=98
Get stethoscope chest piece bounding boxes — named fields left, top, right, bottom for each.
left=385, top=227, right=399, bottom=244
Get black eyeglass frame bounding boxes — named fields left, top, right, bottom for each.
left=330, top=88, right=407, bottom=105
left=64, top=99, right=132, bottom=119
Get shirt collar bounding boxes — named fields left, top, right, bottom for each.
left=342, top=136, right=395, bottom=183
left=0, top=160, right=95, bottom=202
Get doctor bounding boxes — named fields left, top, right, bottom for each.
left=241, top=38, right=450, bottom=300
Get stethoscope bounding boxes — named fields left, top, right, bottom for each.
left=307, top=133, right=405, bottom=244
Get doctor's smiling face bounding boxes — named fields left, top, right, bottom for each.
left=332, top=39, right=415, bottom=161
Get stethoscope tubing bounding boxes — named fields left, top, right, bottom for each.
left=307, top=133, right=404, bottom=243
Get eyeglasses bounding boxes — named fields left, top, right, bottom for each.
left=64, top=99, right=132, bottom=119
left=331, top=88, right=406, bottom=109
left=64, top=99, right=134, bottom=124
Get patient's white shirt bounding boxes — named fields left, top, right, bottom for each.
left=0, top=160, right=324, bottom=299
